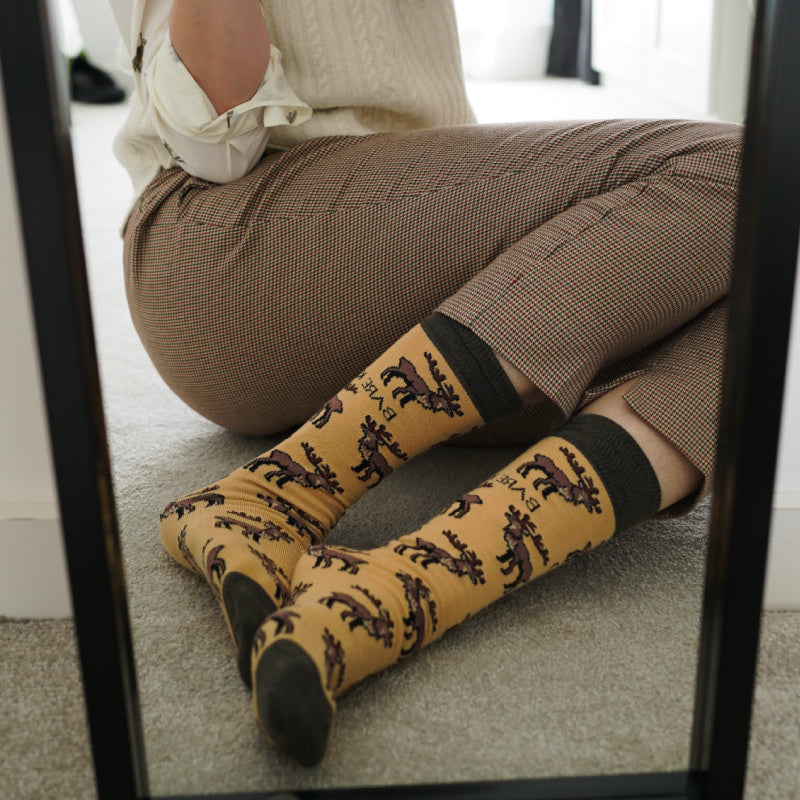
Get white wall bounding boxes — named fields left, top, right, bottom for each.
left=775, top=263, right=800, bottom=501
left=592, top=0, right=753, bottom=122
left=455, top=0, right=554, bottom=80
left=0, top=90, right=54, bottom=516
left=68, top=0, right=124, bottom=75
left=765, top=251, right=800, bottom=609
left=0, top=68, right=72, bottom=618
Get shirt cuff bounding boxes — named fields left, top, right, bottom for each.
left=144, top=35, right=312, bottom=145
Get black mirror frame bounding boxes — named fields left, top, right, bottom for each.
left=2, top=0, right=798, bottom=797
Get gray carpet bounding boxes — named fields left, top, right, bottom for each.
left=2, top=103, right=798, bottom=799
left=3, top=607, right=800, bottom=799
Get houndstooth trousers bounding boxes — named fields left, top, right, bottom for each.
left=123, top=119, right=742, bottom=514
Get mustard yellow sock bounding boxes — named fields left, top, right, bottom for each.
left=159, top=315, right=520, bottom=685
left=250, top=414, right=661, bottom=764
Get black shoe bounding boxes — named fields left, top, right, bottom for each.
left=69, top=52, right=126, bottom=104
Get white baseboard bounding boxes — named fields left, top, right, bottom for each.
left=764, top=505, right=800, bottom=611
left=0, top=516, right=72, bottom=618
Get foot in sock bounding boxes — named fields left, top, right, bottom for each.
left=159, top=316, right=519, bottom=685
left=159, top=461, right=337, bottom=686
left=249, top=415, right=661, bottom=765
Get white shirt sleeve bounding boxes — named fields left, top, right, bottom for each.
left=141, top=34, right=312, bottom=183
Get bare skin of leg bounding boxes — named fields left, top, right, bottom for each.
left=495, top=352, right=702, bottom=511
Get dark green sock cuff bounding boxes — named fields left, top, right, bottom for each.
left=421, top=312, right=522, bottom=424
left=556, top=414, right=662, bottom=534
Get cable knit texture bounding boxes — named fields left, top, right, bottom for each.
left=261, top=1, right=476, bottom=147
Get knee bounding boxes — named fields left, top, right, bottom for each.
left=666, top=120, right=743, bottom=183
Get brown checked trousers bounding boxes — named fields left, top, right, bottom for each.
left=123, top=119, right=742, bottom=515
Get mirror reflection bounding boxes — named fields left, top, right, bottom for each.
left=65, top=0, right=753, bottom=793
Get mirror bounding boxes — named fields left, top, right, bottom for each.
left=68, top=1, right=754, bottom=793
left=7, top=0, right=800, bottom=791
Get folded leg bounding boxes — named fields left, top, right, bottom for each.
left=250, top=409, right=664, bottom=764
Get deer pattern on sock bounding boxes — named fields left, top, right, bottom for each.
left=320, top=585, right=395, bottom=647
left=213, top=511, right=295, bottom=544
left=517, top=447, right=602, bottom=513
left=160, top=485, right=225, bottom=520
left=563, top=541, right=594, bottom=563
left=307, top=544, right=368, bottom=574
left=397, top=572, right=438, bottom=656
left=309, top=377, right=376, bottom=432
left=394, top=529, right=485, bottom=585
left=263, top=608, right=301, bottom=636
left=203, top=539, right=227, bottom=599
left=288, top=581, right=312, bottom=603
left=351, top=416, right=409, bottom=487
left=177, top=525, right=202, bottom=575
left=245, top=443, right=343, bottom=495
left=322, top=628, right=346, bottom=692
left=254, top=494, right=326, bottom=546
left=380, top=353, right=463, bottom=416
left=496, top=505, right=549, bottom=592
left=246, top=544, right=292, bottom=605
left=447, top=493, right=483, bottom=518
left=311, top=395, right=344, bottom=429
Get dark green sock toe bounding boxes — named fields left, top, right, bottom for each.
left=221, top=572, right=278, bottom=688
left=254, top=639, right=333, bottom=766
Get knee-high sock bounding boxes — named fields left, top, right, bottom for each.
left=249, top=414, right=661, bottom=764
left=159, top=313, right=521, bottom=685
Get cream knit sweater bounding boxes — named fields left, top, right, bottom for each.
left=110, top=0, right=476, bottom=197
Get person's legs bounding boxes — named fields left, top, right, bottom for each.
left=436, top=126, right=740, bottom=461
left=145, top=118, right=738, bottom=695
left=164, top=308, right=704, bottom=693
left=124, top=119, right=741, bottom=439
left=160, top=313, right=521, bottom=685
left=249, top=383, right=676, bottom=765
left=248, top=287, right=733, bottom=763
left=496, top=355, right=701, bottom=509
left=235, top=119, right=740, bottom=761
left=578, top=379, right=701, bottom=509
